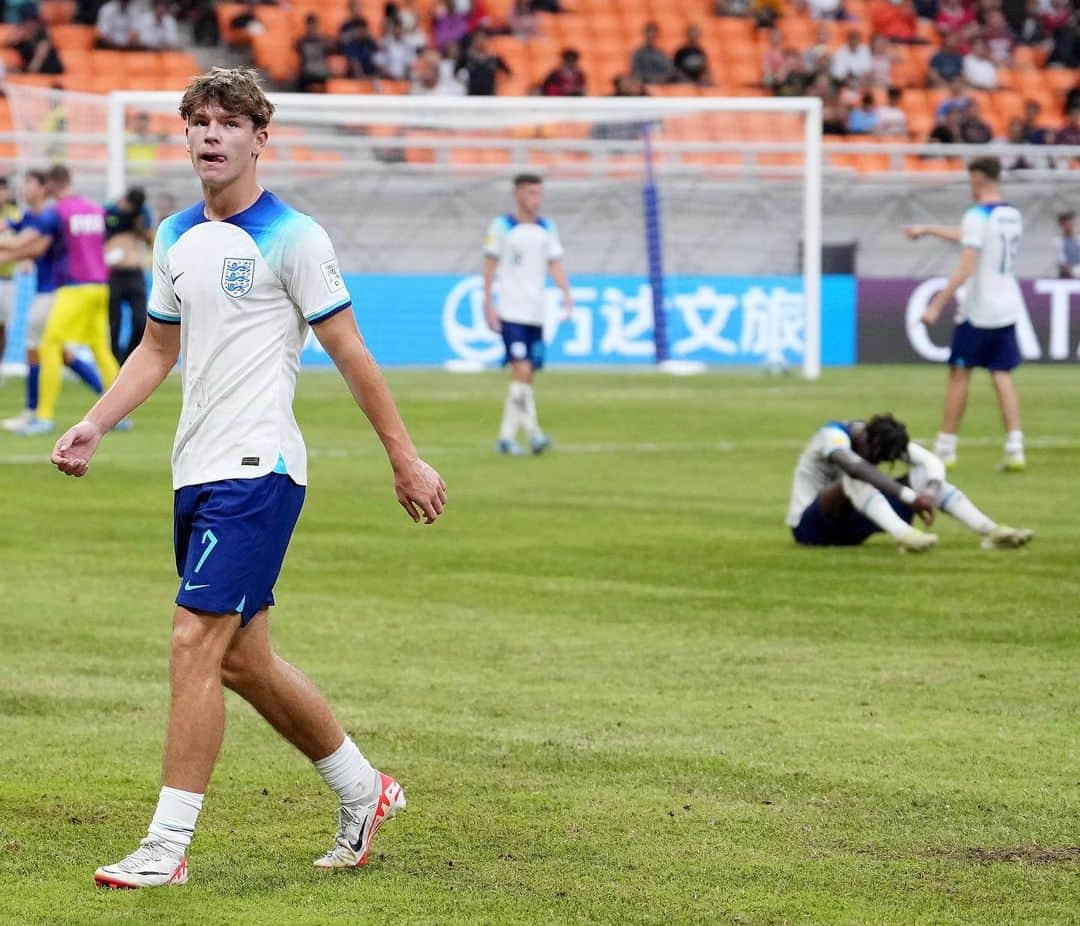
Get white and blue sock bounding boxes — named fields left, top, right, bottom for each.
left=147, top=786, right=204, bottom=858
left=313, top=736, right=378, bottom=807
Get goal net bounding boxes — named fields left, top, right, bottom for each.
left=5, top=85, right=825, bottom=377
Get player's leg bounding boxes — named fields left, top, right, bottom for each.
left=934, top=365, right=971, bottom=466
left=219, top=611, right=406, bottom=868
left=85, top=284, right=120, bottom=391
left=515, top=325, right=550, bottom=454
left=839, top=473, right=937, bottom=551
left=3, top=294, right=50, bottom=429
left=908, top=464, right=1033, bottom=549
left=991, top=371, right=1024, bottom=471
left=94, top=604, right=238, bottom=890
left=497, top=323, right=528, bottom=455
left=21, top=289, right=78, bottom=433
left=108, top=272, right=125, bottom=364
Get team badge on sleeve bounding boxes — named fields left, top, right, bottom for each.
left=320, top=258, right=344, bottom=293
left=221, top=258, right=255, bottom=297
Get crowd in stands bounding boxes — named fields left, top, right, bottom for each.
left=0, top=0, right=1079, bottom=155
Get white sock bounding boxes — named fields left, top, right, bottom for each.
left=147, top=786, right=204, bottom=857
left=934, top=431, right=958, bottom=459
left=842, top=474, right=912, bottom=540
left=313, top=736, right=378, bottom=807
left=519, top=382, right=540, bottom=440
left=938, top=482, right=995, bottom=535
left=499, top=382, right=525, bottom=442
left=1004, top=429, right=1024, bottom=456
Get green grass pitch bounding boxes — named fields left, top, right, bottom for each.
left=0, top=365, right=1077, bottom=925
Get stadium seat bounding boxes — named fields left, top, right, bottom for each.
left=50, top=23, right=95, bottom=51
left=40, top=0, right=75, bottom=25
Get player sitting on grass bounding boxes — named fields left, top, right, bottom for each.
left=786, top=413, right=1033, bottom=553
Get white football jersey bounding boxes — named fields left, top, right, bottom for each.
left=957, top=202, right=1025, bottom=329
left=483, top=214, right=564, bottom=326
left=786, top=421, right=853, bottom=526
left=786, top=421, right=947, bottom=526
left=148, top=190, right=351, bottom=490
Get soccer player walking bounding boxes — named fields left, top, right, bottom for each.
left=905, top=156, right=1026, bottom=472
left=50, top=68, right=447, bottom=889
left=483, top=173, right=573, bottom=456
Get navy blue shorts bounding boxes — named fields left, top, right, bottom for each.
left=173, top=473, right=306, bottom=625
left=949, top=322, right=1020, bottom=372
left=792, top=494, right=913, bottom=547
left=502, top=322, right=545, bottom=370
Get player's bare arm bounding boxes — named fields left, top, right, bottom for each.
left=828, top=448, right=936, bottom=524
left=548, top=258, right=574, bottom=318
left=904, top=224, right=962, bottom=242
left=921, top=247, right=978, bottom=325
left=312, top=308, right=447, bottom=524
left=51, top=319, right=181, bottom=477
left=0, top=227, right=51, bottom=263
left=482, top=254, right=500, bottom=332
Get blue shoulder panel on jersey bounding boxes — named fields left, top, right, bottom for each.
left=536, top=216, right=550, bottom=230
left=159, top=200, right=209, bottom=251
left=224, top=190, right=318, bottom=263
left=502, top=213, right=518, bottom=228
left=823, top=419, right=852, bottom=437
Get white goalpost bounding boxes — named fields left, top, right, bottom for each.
left=9, top=86, right=824, bottom=378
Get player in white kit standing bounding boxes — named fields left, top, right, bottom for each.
left=50, top=67, right=447, bottom=888
left=905, top=157, right=1027, bottom=472
left=483, top=173, right=573, bottom=456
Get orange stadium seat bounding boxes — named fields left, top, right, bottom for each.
left=40, top=0, right=75, bottom=25
left=50, top=23, right=95, bottom=51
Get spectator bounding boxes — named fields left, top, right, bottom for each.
left=929, top=106, right=964, bottom=142
left=1054, top=210, right=1080, bottom=277
left=869, top=0, right=920, bottom=43
left=929, top=30, right=965, bottom=85
left=810, top=74, right=849, bottom=134
left=831, top=28, right=872, bottom=81
left=612, top=73, right=648, bottom=97
left=432, top=2, right=470, bottom=52
left=540, top=47, right=586, bottom=96
left=1045, top=0, right=1079, bottom=67
left=410, top=47, right=465, bottom=94
left=806, top=0, right=845, bottom=19
left=340, top=14, right=380, bottom=77
left=847, top=92, right=880, bottom=133
left=397, top=0, right=429, bottom=49
left=1055, top=108, right=1080, bottom=145
left=1013, top=0, right=1046, bottom=47
left=1065, top=83, right=1080, bottom=116
left=774, top=48, right=812, bottom=96
left=1021, top=99, right=1050, bottom=143
left=963, top=37, right=998, bottom=89
left=935, top=0, right=975, bottom=42
left=868, top=32, right=898, bottom=86
left=295, top=13, right=332, bottom=92
left=375, top=20, right=415, bottom=78
left=456, top=29, right=511, bottom=95
left=1003, top=117, right=1036, bottom=170
left=750, top=0, right=783, bottom=30
left=804, top=24, right=831, bottom=70
left=95, top=0, right=145, bottom=50
left=11, top=17, right=64, bottom=73
left=762, top=27, right=786, bottom=89
left=983, top=10, right=1017, bottom=65
left=714, top=0, right=752, bottom=15
left=959, top=100, right=992, bottom=142
left=136, top=1, right=179, bottom=49
left=631, top=22, right=676, bottom=85
left=934, top=77, right=971, bottom=120
left=227, top=4, right=266, bottom=45
left=876, top=85, right=909, bottom=136
left=674, top=24, right=712, bottom=85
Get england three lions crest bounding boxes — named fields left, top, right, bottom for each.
left=221, top=258, right=255, bottom=297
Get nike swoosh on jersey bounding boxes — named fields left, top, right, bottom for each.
left=183, top=581, right=210, bottom=591
left=171, top=272, right=185, bottom=284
